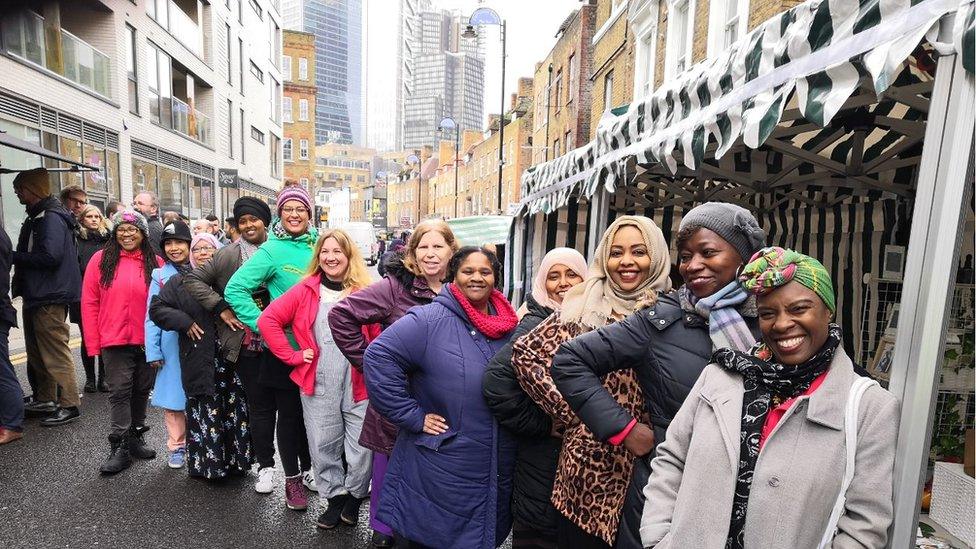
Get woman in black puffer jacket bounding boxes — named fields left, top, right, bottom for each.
left=74, top=204, right=111, bottom=393
left=483, top=248, right=587, bottom=549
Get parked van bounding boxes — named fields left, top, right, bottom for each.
left=341, top=222, right=378, bottom=265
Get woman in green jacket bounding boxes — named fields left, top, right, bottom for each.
left=224, top=185, right=318, bottom=511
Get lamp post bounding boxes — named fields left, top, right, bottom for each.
left=463, top=7, right=506, bottom=214
left=438, top=117, right=460, bottom=218
left=406, top=153, right=421, bottom=226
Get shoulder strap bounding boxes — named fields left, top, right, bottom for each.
left=817, top=375, right=879, bottom=548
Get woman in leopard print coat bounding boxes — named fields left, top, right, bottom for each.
left=510, top=216, right=672, bottom=548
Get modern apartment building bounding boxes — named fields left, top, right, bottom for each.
left=0, top=0, right=283, bottom=237
left=282, top=29, right=316, bottom=190
left=281, top=0, right=364, bottom=145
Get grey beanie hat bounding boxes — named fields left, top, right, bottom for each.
left=679, top=202, right=766, bottom=261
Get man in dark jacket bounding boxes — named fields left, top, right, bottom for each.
left=133, top=191, right=163, bottom=255
left=12, top=168, right=81, bottom=426
left=0, top=225, right=24, bottom=444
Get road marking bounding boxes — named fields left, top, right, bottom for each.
left=10, top=338, right=81, bottom=365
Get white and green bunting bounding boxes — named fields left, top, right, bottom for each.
left=446, top=215, right=514, bottom=247
left=518, top=0, right=975, bottom=215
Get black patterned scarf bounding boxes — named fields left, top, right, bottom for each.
left=712, top=323, right=842, bottom=549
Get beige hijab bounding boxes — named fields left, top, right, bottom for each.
left=559, top=215, right=672, bottom=329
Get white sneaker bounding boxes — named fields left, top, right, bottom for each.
left=255, top=466, right=275, bottom=494
left=302, top=470, right=318, bottom=492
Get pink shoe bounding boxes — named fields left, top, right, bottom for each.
left=285, top=474, right=308, bottom=511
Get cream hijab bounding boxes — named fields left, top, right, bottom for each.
left=559, top=215, right=672, bottom=329
left=531, top=247, right=589, bottom=311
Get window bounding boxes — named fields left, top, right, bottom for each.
left=723, top=0, right=742, bottom=47
left=603, top=70, right=614, bottom=113
left=298, top=58, right=308, bottom=81
left=250, top=61, right=264, bottom=82
left=568, top=53, right=579, bottom=105
left=565, top=130, right=573, bottom=152
left=666, top=0, right=694, bottom=77
left=239, top=38, right=245, bottom=90
left=251, top=126, right=265, bottom=144
left=146, top=43, right=173, bottom=128
left=552, top=69, right=563, bottom=113
left=553, top=138, right=561, bottom=157
left=283, top=137, right=293, bottom=161
left=282, top=55, right=292, bottom=80
left=270, top=134, right=280, bottom=177
left=125, top=25, right=138, bottom=114
left=270, top=77, right=281, bottom=124
left=249, top=0, right=262, bottom=19
left=227, top=99, right=234, bottom=158
left=298, top=99, right=309, bottom=121
left=270, top=20, right=281, bottom=67
left=240, top=109, right=246, bottom=163
left=636, top=29, right=658, bottom=97
left=225, top=23, right=232, bottom=84
left=282, top=96, right=293, bottom=122
left=300, top=177, right=309, bottom=188
left=238, top=0, right=243, bottom=24
left=299, top=139, right=309, bottom=159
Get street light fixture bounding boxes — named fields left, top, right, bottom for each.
left=463, top=6, right=506, bottom=215
left=438, top=117, right=460, bottom=218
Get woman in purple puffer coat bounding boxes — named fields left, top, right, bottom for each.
left=328, top=219, right=458, bottom=548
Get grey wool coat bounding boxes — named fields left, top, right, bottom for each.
left=640, top=348, right=898, bottom=549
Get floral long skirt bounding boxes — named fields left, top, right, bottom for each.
left=185, top=357, right=253, bottom=479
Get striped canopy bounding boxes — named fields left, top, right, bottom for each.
left=518, top=0, right=976, bottom=215
left=447, top=215, right=514, bottom=247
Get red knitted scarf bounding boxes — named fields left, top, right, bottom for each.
left=449, top=283, right=518, bottom=340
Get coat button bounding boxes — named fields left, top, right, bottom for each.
left=471, top=330, right=477, bottom=336
left=768, top=476, right=780, bottom=487
left=686, top=315, right=694, bottom=322
left=658, top=320, right=666, bottom=325
left=648, top=310, right=656, bottom=317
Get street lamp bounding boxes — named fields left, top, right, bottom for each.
left=406, top=153, right=421, bottom=226
left=438, top=117, right=460, bottom=218
left=463, top=6, right=506, bottom=214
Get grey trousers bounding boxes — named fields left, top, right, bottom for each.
left=102, top=345, right=154, bottom=436
left=300, top=355, right=371, bottom=500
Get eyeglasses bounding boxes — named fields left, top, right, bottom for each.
left=280, top=207, right=309, bottom=216
left=192, top=246, right=216, bottom=253
left=117, top=226, right=139, bottom=236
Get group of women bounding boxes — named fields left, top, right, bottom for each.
left=74, top=190, right=898, bottom=549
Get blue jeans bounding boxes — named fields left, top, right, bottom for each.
left=0, top=324, right=24, bottom=431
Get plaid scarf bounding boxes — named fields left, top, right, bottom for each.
left=680, top=282, right=757, bottom=352
left=712, top=324, right=842, bottom=549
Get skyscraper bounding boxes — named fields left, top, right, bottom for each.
left=282, top=0, right=364, bottom=145
left=403, top=9, right=485, bottom=151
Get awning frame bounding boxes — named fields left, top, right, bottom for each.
left=0, top=129, right=100, bottom=172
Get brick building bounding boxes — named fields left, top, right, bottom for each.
left=313, top=143, right=374, bottom=222
left=531, top=4, right=596, bottom=166
left=590, top=0, right=636, bottom=137
left=282, top=30, right=316, bottom=190
left=427, top=130, right=481, bottom=218
left=386, top=145, right=435, bottom=231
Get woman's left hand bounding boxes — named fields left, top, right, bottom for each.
left=187, top=323, right=205, bottom=341
left=422, top=413, right=449, bottom=435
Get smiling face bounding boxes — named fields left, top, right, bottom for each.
left=414, top=230, right=452, bottom=280
left=236, top=214, right=267, bottom=245
left=116, top=224, right=143, bottom=252
left=607, top=226, right=651, bottom=292
left=678, top=227, right=743, bottom=299
left=163, top=239, right=190, bottom=264
left=65, top=191, right=88, bottom=216
left=454, top=252, right=495, bottom=308
left=757, top=281, right=833, bottom=365
left=81, top=209, right=102, bottom=231
left=191, top=240, right=217, bottom=266
left=279, top=199, right=310, bottom=236
left=318, top=236, right=350, bottom=282
left=545, top=263, right=584, bottom=304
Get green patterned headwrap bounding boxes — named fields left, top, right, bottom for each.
left=739, top=247, right=835, bottom=313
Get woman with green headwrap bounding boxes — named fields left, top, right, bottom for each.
left=640, top=247, right=899, bottom=549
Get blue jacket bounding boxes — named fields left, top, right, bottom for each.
left=364, top=287, right=517, bottom=549
left=146, top=262, right=186, bottom=411
left=12, top=196, right=81, bottom=308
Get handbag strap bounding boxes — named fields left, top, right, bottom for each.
left=817, top=375, right=878, bottom=548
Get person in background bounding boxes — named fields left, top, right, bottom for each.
left=59, top=184, right=88, bottom=218
left=145, top=220, right=194, bottom=469
left=183, top=197, right=276, bottom=492
left=328, top=219, right=458, bottom=548
left=162, top=211, right=181, bottom=226
left=206, top=213, right=230, bottom=244
left=192, top=218, right=212, bottom=236
left=150, top=232, right=252, bottom=479
left=225, top=185, right=318, bottom=510
left=224, top=217, right=240, bottom=242
left=0, top=225, right=24, bottom=444
left=81, top=210, right=164, bottom=475
left=551, top=202, right=768, bottom=548
left=376, top=238, right=405, bottom=278
left=640, top=248, right=898, bottom=548
left=482, top=247, right=587, bottom=549
left=510, top=216, right=672, bottom=549
left=365, top=247, right=519, bottom=548
left=132, top=191, right=164, bottom=255
left=260, top=229, right=376, bottom=530
left=105, top=200, right=124, bottom=219
left=12, top=168, right=82, bottom=427
left=75, top=204, right=112, bottom=393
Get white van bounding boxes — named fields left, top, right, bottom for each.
left=341, top=222, right=378, bottom=265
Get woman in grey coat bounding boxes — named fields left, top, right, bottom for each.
left=641, top=247, right=898, bottom=549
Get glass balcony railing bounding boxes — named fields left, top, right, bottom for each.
left=1, top=11, right=110, bottom=98
left=171, top=97, right=211, bottom=146
left=165, top=0, right=202, bottom=55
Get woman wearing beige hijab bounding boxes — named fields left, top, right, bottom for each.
left=511, top=216, right=672, bottom=548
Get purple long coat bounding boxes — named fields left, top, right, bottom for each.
left=328, top=256, right=436, bottom=454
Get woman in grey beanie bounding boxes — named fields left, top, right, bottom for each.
left=547, top=202, right=768, bottom=548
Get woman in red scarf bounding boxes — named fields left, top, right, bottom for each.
left=364, top=247, right=519, bottom=548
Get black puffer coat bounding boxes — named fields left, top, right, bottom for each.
left=551, top=290, right=760, bottom=548
left=148, top=274, right=219, bottom=397
left=76, top=229, right=110, bottom=276
left=482, top=293, right=560, bottom=536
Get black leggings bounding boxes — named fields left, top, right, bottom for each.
left=556, top=513, right=612, bottom=549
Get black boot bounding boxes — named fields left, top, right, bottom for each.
left=127, top=427, right=157, bottom=460
left=84, top=380, right=97, bottom=393
left=340, top=495, right=365, bottom=526
left=100, top=434, right=132, bottom=475
left=315, top=494, right=351, bottom=529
